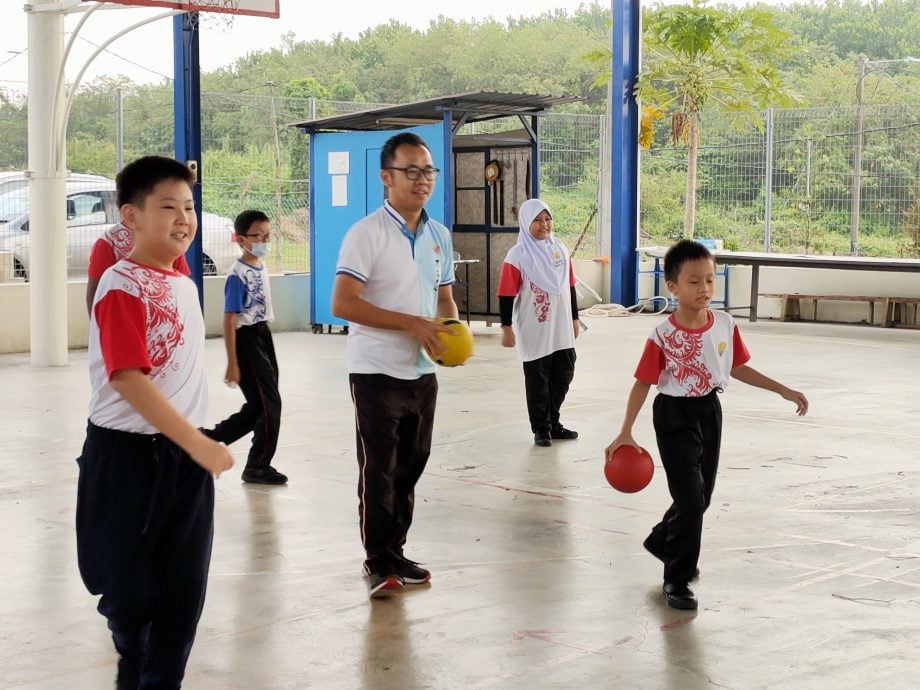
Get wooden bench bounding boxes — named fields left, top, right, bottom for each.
left=760, top=294, right=920, bottom=328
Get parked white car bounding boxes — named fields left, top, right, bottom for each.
left=0, top=171, right=113, bottom=197
left=0, top=177, right=239, bottom=280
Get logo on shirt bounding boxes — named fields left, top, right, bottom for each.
left=530, top=280, right=550, bottom=323
left=433, top=244, right=442, bottom=255
left=718, top=341, right=726, bottom=356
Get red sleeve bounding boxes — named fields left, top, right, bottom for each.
left=569, top=261, right=576, bottom=287
left=731, top=325, right=751, bottom=368
left=634, top=338, right=665, bottom=385
left=497, top=262, right=522, bottom=297
left=173, top=253, right=191, bottom=276
left=94, top=290, right=152, bottom=379
left=87, top=239, right=116, bottom=280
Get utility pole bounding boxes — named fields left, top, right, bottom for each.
left=115, top=86, right=124, bottom=172
left=267, top=80, right=283, bottom=265
left=849, top=55, right=866, bottom=256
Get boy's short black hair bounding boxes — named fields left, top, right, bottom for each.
left=380, top=132, right=430, bottom=169
left=234, top=209, right=270, bottom=237
left=116, top=156, right=196, bottom=208
left=664, top=239, right=714, bottom=282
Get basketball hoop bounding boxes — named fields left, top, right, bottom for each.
left=191, top=0, right=242, bottom=33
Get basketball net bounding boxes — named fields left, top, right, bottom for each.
left=186, top=0, right=241, bottom=33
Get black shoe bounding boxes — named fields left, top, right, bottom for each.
left=363, top=557, right=404, bottom=598
left=242, top=466, right=288, bottom=485
left=367, top=572, right=403, bottom=598
left=643, top=535, right=699, bottom=580
left=391, top=554, right=431, bottom=584
left=550, top=426, right=579, bottom=440
left=534, top=432, right=552, bottom=447
left=663, top=582, right=698, bottom=610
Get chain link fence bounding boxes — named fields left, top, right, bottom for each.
left=640, top=104, right=920, bottom=257
left=1, top=79, right=918, bottom=281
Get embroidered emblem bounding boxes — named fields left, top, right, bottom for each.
left=718, top=341, right=726, bottom=356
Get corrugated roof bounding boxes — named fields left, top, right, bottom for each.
left=290, top=91, right=580, bottom=132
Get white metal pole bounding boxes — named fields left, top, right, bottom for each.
left=27, top=1, right=68, bottom=366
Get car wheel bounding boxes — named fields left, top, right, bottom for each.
left=13, top=259, right=28, bottom=282
left=202, top=255, right=217, bottom=276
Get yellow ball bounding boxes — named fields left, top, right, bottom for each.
left=433, top=318, right=474, bottom=367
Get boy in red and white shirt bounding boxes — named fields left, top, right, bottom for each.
left=85, top=220, right=190, bottom=315
left=605, top=240, right=808, bottom=612
left=77, top=156, right=234, bottom=689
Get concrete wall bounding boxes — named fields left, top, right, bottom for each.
left=0, top=273, right=311, bottom=354
left=638, top=259, right=920, bottom=325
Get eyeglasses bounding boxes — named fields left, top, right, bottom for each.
left=243, top=233, right=271, bottom=241
left=384, top=166, right=440, bottom=181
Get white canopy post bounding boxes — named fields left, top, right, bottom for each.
left=27, top=0, right=68, bottom=366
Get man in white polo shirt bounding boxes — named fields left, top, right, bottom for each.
left=332, top=132, right=459, bottom=599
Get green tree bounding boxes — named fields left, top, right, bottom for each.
left=637, top=0, right=796, bottom=237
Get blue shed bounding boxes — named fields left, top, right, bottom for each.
left=293, top=91, right=578, bottom=331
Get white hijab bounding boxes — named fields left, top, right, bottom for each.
left=514, top=198, right=569, bottom=296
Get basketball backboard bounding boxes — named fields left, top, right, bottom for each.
left=82, top=1, right=280, bottom=18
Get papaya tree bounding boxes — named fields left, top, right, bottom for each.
left=638, top=0, right=796, bottom=237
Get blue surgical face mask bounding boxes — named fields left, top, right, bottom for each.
left=249, top=242, right=270, bottom=258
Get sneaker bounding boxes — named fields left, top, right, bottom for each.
left=242, top=466, right=288, bottom=485
left=367, top=571, right=403, bottom=598
left=392, top=554, right=431, bottom=584
left=534, top=432, right=552, bottom=447
left=550, top=426, right=579, bottom=440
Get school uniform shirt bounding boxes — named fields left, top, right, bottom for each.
left=224, top=259, right=274, bottom=326
left=87, top=222, right=190, bottom=280
left=87, top=258, right=208, bottom=433
left=497, top=245, right=577, bottom=362
left=336, top=200, right=454, bottom=380
left=634, top=309, right=751, bottom=397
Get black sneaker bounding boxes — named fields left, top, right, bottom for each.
left=663, top=582, right=698, bottom=610
left=242, top=466, right=288, bottom=485
left=550, top=426, right=579, bottom=440
left=392, top=554, right=431, bottom=584
left=367, top=572, right=403, bottom=598
left=534, top=432, right=552, bottom=447
left=363, top=557, right=404, bottom=598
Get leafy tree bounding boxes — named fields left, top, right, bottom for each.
left=637, top=0, right=796, bottom=238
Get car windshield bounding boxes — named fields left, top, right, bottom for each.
left=0, top=191, right=29, bottom=223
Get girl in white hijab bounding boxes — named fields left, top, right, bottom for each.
left=497, top=198, right=580, bottom=447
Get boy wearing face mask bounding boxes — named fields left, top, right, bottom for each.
left=209, top=210, right=286, bottom=484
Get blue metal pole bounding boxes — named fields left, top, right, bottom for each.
left=308, top=130, right=316, bottom=325
left=609, top=0, right=640, bottom=304
left=173, top=13, right=204, bottom=307
left=441, top=110, right=453, bottom=229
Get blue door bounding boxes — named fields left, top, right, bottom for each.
left=309, top=124, right=445, bottom=327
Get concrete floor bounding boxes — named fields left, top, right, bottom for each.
left=2, top=314, right=920, bottom=689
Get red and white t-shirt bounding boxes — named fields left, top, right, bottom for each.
left=87, top=222, right=190, bottom=280
left=87, top=259, right=208, bottom=433
left=497, top=245, right=577, bottom=362
left=635, top=309, right=751, bottom=397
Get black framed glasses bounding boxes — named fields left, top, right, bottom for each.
left=243, top=232, right=271, bottom=241
left=384, top=166, right=440, bottom=181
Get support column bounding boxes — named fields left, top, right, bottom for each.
left=174, top=13, right=204, bottom=305
left=609, top=0, right=641, bottom=305
left=27, top=1, right=68, bottom=366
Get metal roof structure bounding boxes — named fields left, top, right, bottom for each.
left=291, top=91, right=580, bottom=133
